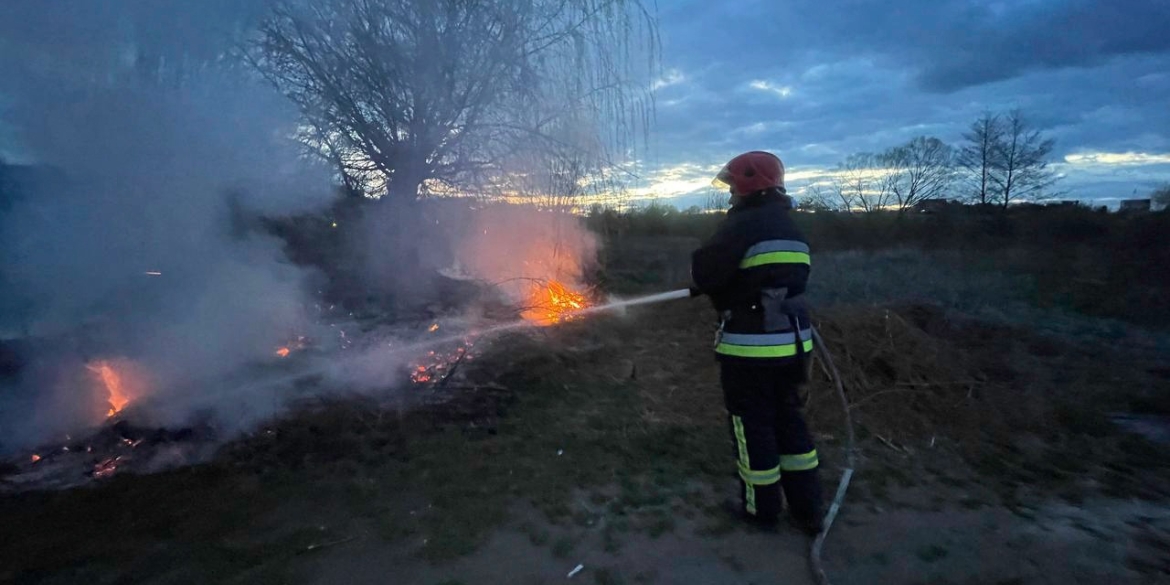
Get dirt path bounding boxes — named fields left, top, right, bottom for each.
left=294, top=495, right=1170, bottom=585
left=307, top=513, right=816, bottom=585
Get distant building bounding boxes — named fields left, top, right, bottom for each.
left=912, top=198, right=953, bottom=214
left=1119, top=199, right=1152, bottom=213
left=1045, top=200, right=1080, bottom=207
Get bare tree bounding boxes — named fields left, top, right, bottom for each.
left=957, top=112, right=1004, bottom=205
left=801, top=183, right=840, bottom=212
left=705, top=187, right=729, bottom=213
left=248, top=0, right=658, bottom=208
left=831, top=152, right=895, bottom=213
left=991, top=109, right=1059, bottom=209
left=882, top=136, right=955, bottom=214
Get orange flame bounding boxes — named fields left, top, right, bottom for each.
left=521, top=280, right=590, bottom=326
left=93, top=456, right=122, bottom=479
left=30, top=454, right=41, bottom=463
left=86, top=361, right=132, bottom=417
left=274, top=335, right=308, bottom=358
left=410, top=339, right=473, bottom=384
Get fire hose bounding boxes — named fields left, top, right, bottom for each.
left=808, top=326, right=854, bottom=585
left=666, top=288, right=854, bottom=585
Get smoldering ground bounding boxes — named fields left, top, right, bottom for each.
left=0, top=3, right=605, bottom=456
left=0, top=2, right=339, bottom=452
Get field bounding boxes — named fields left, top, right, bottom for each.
left=3, top=207, right=1170, bottom=585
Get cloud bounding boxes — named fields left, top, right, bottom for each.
left=652, top=68, right=687, bottom=91
left=912, top=0, right=1170, bottom=92
left=1064, top=152, right=1170, bottom=166
left=759, top=0, right=1170, bottom=92
left=748, top=80, right=793, bottom=99
left=731, top=121, right=795, bottom=137
left=627, top=162, right=722, bottom=199
left=645, top=0, right=1170, bottom=205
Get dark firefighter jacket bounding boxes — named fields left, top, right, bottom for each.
left=690, top=189, right=812, bottom=366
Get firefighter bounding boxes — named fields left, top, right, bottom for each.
left=690, top=150, right=824, bottom=535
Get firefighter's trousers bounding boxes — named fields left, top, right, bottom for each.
left=721, top=363, right=823, bottom=523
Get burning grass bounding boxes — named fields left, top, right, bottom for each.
left=410, top=340, right=473, bottom=385
left=84, top=358, right=149, bottom=418
left=3, top=281, right=1168, bottom=582
left=519, top=279, right=593, bottom=326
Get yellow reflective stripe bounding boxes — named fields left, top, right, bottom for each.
left=715, top=339, right=814, bottom=358
left=780, top=450, right=819, bottom=471
left=738, top=464, right=781, bottom=485
left=732, top=416, right=749, bottom=470
left=731, top=415, right=756, bottom=515
left=739, top=251, right=811, bottom=268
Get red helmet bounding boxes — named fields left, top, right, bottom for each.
left=712, top=151, right=785, bottom=196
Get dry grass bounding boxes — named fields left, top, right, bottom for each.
left=3, top=251, right=1169, bottom=583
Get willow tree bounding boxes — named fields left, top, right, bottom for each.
left=248, top=0, right=659, bottom=207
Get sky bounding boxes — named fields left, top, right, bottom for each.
left=635, top=0, right=1170, bottom=209
left=1, top=0, right=1168, bottom=210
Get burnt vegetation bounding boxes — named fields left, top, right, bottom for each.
left=2, top=1, right=1169, bottom=584
left=4, top=200, right=1170, bottom=583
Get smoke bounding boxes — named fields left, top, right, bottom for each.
left=446, top=204, right=600, bottom=300
left=350, top=198, right=601, bottom=307
left=0, top=2, right=340, bottom=452
left=0, top=2, right=607, bottom=457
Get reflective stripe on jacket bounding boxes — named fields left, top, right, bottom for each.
left=691, top=190, right=813, bottom=365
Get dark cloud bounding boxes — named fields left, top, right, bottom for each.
left=909, top=0, right=1170, bottom=92
left=1, top=0, right=1166, bottom=203
left=646, top=0, right=1170, bottom=202
left=773, top=0, right=1170, bottom=92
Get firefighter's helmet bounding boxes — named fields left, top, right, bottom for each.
left=712, top=151, right=785, bottom=196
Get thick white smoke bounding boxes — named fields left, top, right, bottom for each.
left=0, top=3, right=340, bottom=452
left=0, top=2, right=609, bottom=456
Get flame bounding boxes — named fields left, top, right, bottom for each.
left=93, top=456, right=122, bottom=480
left=428, top=323, right=440, bottom=333
left=410, top=340, right=473, bottom=384
left=30, top=454, right=41, bottom=463
left=274, top=335, right=308, bottom=358
left=86, top=360, right=132, bottom=417
left=521, top=280, right=590, bottom=326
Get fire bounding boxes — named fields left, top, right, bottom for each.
left=93, top=456, right=122, bottom=479
left=30, top=454, right=41, bottom=463
left=274, top=335, right=308, bottom=358
left=521, top=280, right=591, bottom=326
left=86, top=360, right=132, bottom=417
left=410, top=342, right=472, bottom=384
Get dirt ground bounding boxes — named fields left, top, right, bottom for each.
left=3, top=296, right=1170, bottom=585
left=297, top=496, right=1170, bottom=585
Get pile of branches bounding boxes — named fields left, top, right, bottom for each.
left=805, top=304, right=989, bottom=444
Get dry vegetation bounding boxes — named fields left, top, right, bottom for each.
left=3, top=206, right=1170, bottom=584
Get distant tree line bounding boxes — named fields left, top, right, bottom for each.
left=805, top=109, right=1061, bottom=213
left=1154, top=184, right=1170, bottom=210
